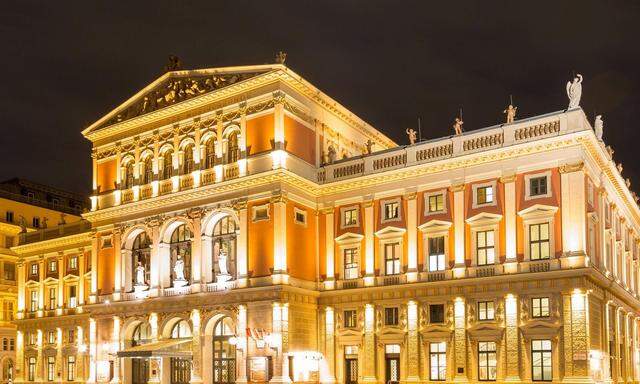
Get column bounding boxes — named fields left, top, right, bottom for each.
left=364, top=200, right=375, bottom=286
left=272, top=91, right=286, bottom=169
left=111, top=317, right=121, bottom=384
left=236, top=200, right=248, bottom=287
left=603, top=301, right=612, bottom=383
left=214, top=113, right=224, bottom=182
left=91, top=150, right=98, bottom=210
left=193, top=121, right=202, bottom=187
left=560, top=162, right=586, bottom=256
left=17, top=261, right=25, bottom=315
left=323, top=307, right=336, bottom=384
left=148, top=223, right=161, bottom=296
left=38, top=258, right=44, bottom=315
left=172, top=126, right=180, bottom=192
left=114, top=143, right=122, bottom=205
left=451, top=184, right=466, bottom=278
left=236, top=305, right=248, bottom=384
left=270, top=302, right=291, bottom=384
left=79, top=248, right=86, bottom=306
left=113, top=229, right=122, bottom=300
left=90, top=234, right=98, bottom=303
left=152, top=131, right=160, bottom=197
left=238, top=103, right=248, bottom=176
left=406, top=301, right=420, bottom=382
left=201, top=234, right=213, bottom=285
left=191, top=212, right=203, bottom=291
left=453, top=298, right=467, bottom=382
left=598, top=189, right=608, bottom=273
left=405, top=193, right=418, bottom=282
left=361, top=304, right=376, bottom=383
left=323, top=207, right=335, bottom=290
left=57, top=253, right=64, bottom=311
left=56, top=328, right=63, bottom=383
left=272, top=192, right=288, bottom=284
left=190, top=310, right=203, bottom=384
left=501, top=174, right=517, bottom=269
left=15, top=331, right=24, bottom=382
left=504, top=294, right=520, bottom=381
left=87, top=318, right=97, bottom=384
left=36, top=330, right=43, bottom=381
left=133, top=137, right=141, bottom=201
left=562, top=290, right=590, bottom=381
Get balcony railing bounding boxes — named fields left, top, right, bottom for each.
left=19, top=220, right=92, bottom=245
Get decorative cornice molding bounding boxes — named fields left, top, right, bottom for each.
left=559, top=161, right=584, bottom=174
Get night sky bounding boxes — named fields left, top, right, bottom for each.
left=2, top=1, right=640, bottom=195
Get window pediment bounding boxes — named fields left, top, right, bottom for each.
left=374, top=226, right=406, bottom=239
left=467, top=324, right=504, bottom=340
left=418, top=219, right=452, bottom=234
left=335, top=232, right=364, bottom=245
left=466, top=212, right=502, bottom=226
left=518, top=204, right=558, bottom=219
left=520, top=320, right=561, bottom=340
left=42, top=277, right=58, bottom=284
left=62, top=275, right=80, bottom=282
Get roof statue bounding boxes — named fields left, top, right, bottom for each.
left=164, top=55, right=183, bottom=72
left=594, top=115, right=604, bottom=141
left=275, top=51, right=287, bottom=65
left=453, top=117, right=464, bottom=136
left=566, top=73, right=583, bottom=109
left=503, top=104, right=518, bottom=124
left=406, top=128, right=417, bottom=145
left=365, top=139, right=374, bottom=154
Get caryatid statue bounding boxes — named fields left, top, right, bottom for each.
left=566, top=74, right=583, bottom=109
left=594, top=115, right=604, bottom=141
left=406, top=128, right=417, bottom=145
left=135, top=261, right=146, bottom=286
left=503, top=104, right=518, bottom=124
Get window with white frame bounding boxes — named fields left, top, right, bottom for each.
left=428, top=236, right=446, bottom=272
left=30, top=263, right=38, bottom=277
left=476, top=230, right=495, bottom=266
left=382, top=199, right=401, bottom=222
left=67, top=356, right=76, bottom=381
left=478, top=341, right=497, bottom=381
left=48, top=260, right=57, bottom=273
left=531, top=339, right=552, bottom=381
left=342, top=207, right=359, bottom=228
left=477, top=186, right=493, bottom=205
left=532, top=297, right=550, bottom=318
left=293, top=208, right=307, bottom=226
left=48, top=287, right=56, bottom=310
left=47, top=356, right=55, bottom=381
left=28, top=356, right=36, bottom=381
left=343, top=248, right=359, bottom=280
left=530, top=177, right=547, bottom=196
left=47, top=331, right=56, bottom=345
left=29, top=290, right=38, bottom=312
left=430, top=342, right=447, bottom=381
left=427, top=192, right=445, bottom=214
left=344, top=310, right=357, bottom=328
left=68, top=256, right=78, bottom=271
left=384, top=242, right=401, bottom=275
left=478, top=301, right=494, bottom=321
left=68, top=286, right=77, bottom=308
left=252, top=204, right=269, bottom=222
left=529, top=223, right=550, bottom=260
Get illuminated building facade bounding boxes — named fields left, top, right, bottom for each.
left=11, top=63, right=640, bottom=384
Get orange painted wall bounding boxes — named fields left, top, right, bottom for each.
left=246, top=114, right=274, bottom=155
left=464, top=180, right=505, bottom=265
left=97, top=245, right=114, bottom=295
left=318, top=212, right=326, bottom=279
left=286, top=203, right=317, bottom=282
left=247, top=200, right=274, bottom=278
left=284, top=115, right=316, bottom=165
left=97, top=159, right=117, bottom=193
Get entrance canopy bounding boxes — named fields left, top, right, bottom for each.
left=117, top=339, right=192, bottom=358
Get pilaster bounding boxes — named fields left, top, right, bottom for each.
left=364, top=200, right=375, bottom=286
left=405, top=193, right=418, bottom=282
left=272, top=192, right=288, bottom=284
left=453, top=298, right=468, bottom=382
left=451, top=184, right=466, bottom=277
left=361, top=304, right=376, bottom=383
left=323, top=207, right=335, bottom=290
left=560, top=162, right=586, bottom=256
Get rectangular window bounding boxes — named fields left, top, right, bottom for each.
left=344, top=310, right=357, bottom=328
left=48, top=260, right=57, bottom=273
left=48, top=331, right=56, bottom=345
left=384, top=307, right=399, bottom=326
left=48, top=287, right=56, bottom=310
left=32, top=217, right=40, bottom=228
left=530, top=176, right=548, bottom=197
left=344, top=208, right=358, bottom=227
left=67, top=356, right=76, bottom=381
left=28, top=357, right=36, bottom=381
left=530, top=223, right=550, bottom=260
left=30, top=291, right=38, bottom=312
left=28, top=332, right=37, bottom=346
left=30, top=263, right=38, bottom=277
left=384, top=201, right=399, bottom=221
left=478, top=341, right=497, bottom=381
left=532, top=339, right=552, bottom=381
left=2, top=338, right=6, bottom=351
left=5, top=211, right=14, bottom=223
left=429, top=304, right=445, bottom=324
left=476, top=231, right=495, bottom=266
left=68, top=286, right=77, bottom=308
left=343, top=248, right=359, bottom=280
left=428, top=236, right=446, bottom=272
left=68, top=256, right=78, bottom=271
left=429, top=342, right=447, bottom=381
left=478, top=301, right=495, bottom=321
left=68, top=329, right=75, bottom=343
left=3, top=302, right=13, bottom=321
left=47, top=356, right=55, bottom=381
left=477, top=186, right=493, bottom=205
left=532, top=297, right=550, bottom=318
left=253, top=206, right=269, bottom=221
left=3, top=262, right=15, bottom=280
left=428, top=194, right=444, bottom=213
left=294, top=209, right=307, bottom=226
left=384, top=243, right=401, bottom=275
left=9, top=338, right=14, bottom=351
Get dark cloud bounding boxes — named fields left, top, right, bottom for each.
left=1, top=0, right=639, bottom=194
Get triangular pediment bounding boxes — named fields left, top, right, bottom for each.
left=85, top=65, right=277, bottom=134
left=374, top=226, right=406, bottom=238
left=418, top=219, right=452, bottom=233
left=335, top=232, right=364, bottom=244
left=466, top=212, right=502, bottom=225
left=518, top=204, right=558, bottom=218
left=520, top=319, right=562, bottom=339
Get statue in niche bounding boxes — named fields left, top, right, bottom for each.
left=135, top=261, right=146, bottom=286
left=594, top=115, right=604, bottom=141
left=327, top=144, right=337, bottom=164
left=566, top=74, right=583, bottom=109
left=406, top=128, right=417, bottom=145
left=503, top=104, right=518, bottom=124
left=217, top=247, right=230, bottom=277
left=173, top=254, right=186, bottom=282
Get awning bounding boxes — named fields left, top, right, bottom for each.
left=117, top=339, right=192, bottom=358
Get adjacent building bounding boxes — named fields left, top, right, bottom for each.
left=11, top=63, right=640, bottom=384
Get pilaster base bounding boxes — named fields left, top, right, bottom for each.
left=452, top=375, right=468, bottom=382
left=360, top=376, right=378, bottom=384
left=269, top=375, right=292, bottom=384
left=402, top=375, right=421, bottom=383
left=363, top=275, right=375, bottom=287
left=561, top=376, right=596, bottom=384
left=503, top=375, right=521, bottom=382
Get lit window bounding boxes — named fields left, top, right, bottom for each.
left=68, top=286, right=77, bottom=309
left=32, top=217, right=40, bottom=228
left=30, top=263, right=38, bottom=276
left=294, top=208, right=307, bottom=226
left=532, top=297, right=550, bottom=318
left=5, top=211, right=14, bottom=223
left=531, top=340, right=552, bottom=381
left=429, top=304, right=444, bottom=324
left=48, top=287, right=56, bottom=310
left=67, top=356, right=76, bottom=381
left=29, top=291, right=38, bottom=312
left=530, top=223, right=550, bottom=260
left=476, top=231, right=495, bottom=266
left=68, top=256, right=78, bottom=270
left=343, top=248, right=359, bottom=280
left=384, top=243, right=401, bottom=275
left=477, top=186, right=493, bottom=205
left=478, top=342, right=497, bottom=381
left=428, top=236, right=446, bottom=272
left=171, top=320, right=192, bottom=339
left=428, top=194, right=445, bottom=213
left=48, top=260, right=57, bottom=273
left=28, top=357, right=36, bottom=381
left=478, top=301, right=494, bottom=321
left=47, top=356, right=55, bottom=381
left=384, top=201, right=399, bottom=221
left=252, top=205, right=269, bottom=222
left=344, top=310, right=357, bottom=328
left=47, top=331, right=56, bottom=345
left=429, top=342, right=447, bottom=381
left=384, top=307, right=399, bottom=326
left=530, top=176, right=548, bottom=197
left=343, top=208, right=358, bottom=227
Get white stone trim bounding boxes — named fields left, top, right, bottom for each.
left=518, top=205, right=558, bottom=261
left=419, top=220, right=452, bottom=272
left=293, top=207, right=307, bottom=227
left=524, top=171, right=552, bottom=201
left=423, top=189, right=448, bottom=216
left=467, top=213, right=502, bottom=267
left=380, top=197, right=402, bottom=224
left=251, top=203, right=270, bottom=222
left=340, top=205, right=360, bottom=230
left=472, top=181, right=497, bottom=209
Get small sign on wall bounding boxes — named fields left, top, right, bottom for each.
left=249, top=357, right=269, bottom=382
left=573, top=352, right=587, bottom=361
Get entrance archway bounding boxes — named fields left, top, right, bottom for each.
left=212, top=317, right=235, bottom=384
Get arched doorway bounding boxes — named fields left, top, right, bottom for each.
left=131, top=232, right=151, bottom=288
left=170, top=320, right=192, bottom=384
left=212, top=216, right=237, bottom=281
left=169, top=225, right=192, bottom=286
left=131, top=323, right=151, bottom=384
left=212, top=317, right=236, bottom=384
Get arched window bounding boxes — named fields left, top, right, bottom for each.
left=212, top=317, right=235, bottom=384
left=170, top=224, right=192, bottom=283
left=171, top=320, right=192, bottom=339
left=226, top=132, right=239, bottom=164
left=131, top=322, right=151, bottom=346
left=212, top=217, right=237, bottom=280
left=182, top=145, right=194, bottom=174
left=162, top=150, right=173, bottom=180
left=141, top=156, right=154, bottom=184
left=132, top=232, right=151, bottom=287
left=124, top=162, right=135, bottom=189
left=205, top=139, right=216, bottom=169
